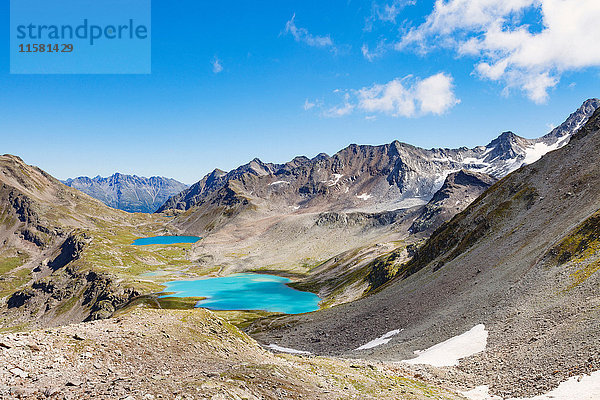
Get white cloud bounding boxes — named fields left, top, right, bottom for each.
left=212, top=57, right=223, bottom=74
left=303, top=99, right=316, bottom=110
left=361, top=41, right=389, bottom=62
left=321, top=73, right=459, bottom=118
left=358, top=78, right=417, bottom=117
left=284, top=14, right=336, bottom=51
left=397, top=0, right=600, bottom=103
left=415, top=73, right=462, bottom=114
left=365, top=0, right=417, bottom=31
left=324, top=92, right=355, bottom=117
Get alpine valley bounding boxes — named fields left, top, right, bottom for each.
left=1, top=99, right=600, bottom=400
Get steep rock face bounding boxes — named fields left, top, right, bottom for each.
left=7, top=260, right=140, bottom=326
left=158, top=99, right=599, bottom=218
left=63, top=174, right=188, bottom=213
left=1, top=185, right=54, bottom=248
left=409, top=170, right=498, bottom=234
left=251, top=107, right=600, bottom=398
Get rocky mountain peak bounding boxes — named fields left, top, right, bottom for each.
left=1, top=154, right=25, bottom=163
left=62, top=174, right=188, bottom=213
left=157, top=99, right=600, bottom=216
left=541, top=98, right=600, bottom=142
left=444, top=169, right=496, bottom=189
left=409, top=169, right=497, bottom=234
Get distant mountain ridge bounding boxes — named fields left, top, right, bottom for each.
left=63, top=173, right=188, bottom=213
left=158, top=98, right=600, bottom=215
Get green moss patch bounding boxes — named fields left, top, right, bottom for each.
left=0, top=254, right=28, bottom=275
left=0, top=268, right=32, bottom=298
left=550, top=210, right=600, bottom=288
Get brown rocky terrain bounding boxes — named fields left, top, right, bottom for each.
left=0, top=155, right=179, bottom=330
left=0, top=307, right=466, bottom=400
left=409, top=170, right=497, bottom=234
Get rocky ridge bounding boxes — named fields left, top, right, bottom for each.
left=409, top=170, right=498, bottom=234
left=157, top=99, right=599, bottom=218
left=0, top=155, right=174, bottom=330
left=63, top=174, right=188, bottom=213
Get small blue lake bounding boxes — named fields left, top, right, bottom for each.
left=131, top=236, right=201, bottom=246
left=161, top=273, right=320, bottom=314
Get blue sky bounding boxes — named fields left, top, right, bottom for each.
left=1, top=0, right=599, bottom=184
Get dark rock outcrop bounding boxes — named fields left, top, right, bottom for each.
left=48, top=233, right=87, bottom=271
left=409, top=170, right=498, bottom=234
left=8, top=262, right=140, bottom=324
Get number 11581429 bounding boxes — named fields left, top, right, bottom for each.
left=19, top=43, right=74, bottom=53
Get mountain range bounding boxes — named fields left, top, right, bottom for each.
left=1, top=99, right=600, bottom=399
left=62, top=174, right=188, bottom=213
left=158, top=98, right=600, bottom=217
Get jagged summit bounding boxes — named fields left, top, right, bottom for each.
left=542, top=98, right=600, bottom=142
left=1, top=154, right=24, bottom=162
left=409, top=169, right=498, bottom=234
left=157, top=99, right=600, bottom=215
left=63, top=173, right=188, bottom=213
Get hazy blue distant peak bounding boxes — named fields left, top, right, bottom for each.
left=62, top=173, right=188, bottom=213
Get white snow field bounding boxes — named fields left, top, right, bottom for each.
left=402, top=324, right=488, bottom=367
left=355, top=329, right=402, bottom=350
left=462, top=370, right=600, bottom=400
left=267, top=344, right=311, bottom=355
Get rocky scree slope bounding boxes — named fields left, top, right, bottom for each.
left=63, top=173, right=188, bottom=213
left=0, top=308, right=466, bottom=400
left=250, top=107, right=600, bottom=398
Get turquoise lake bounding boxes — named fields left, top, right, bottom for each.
left=131, top=236, right=201, bottom=246
left=161, top=273, right=320, bottom=314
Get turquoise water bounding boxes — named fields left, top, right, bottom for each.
left=131, top=235, right=201, bottom=246
left=161, top=273, right=320, bottom=314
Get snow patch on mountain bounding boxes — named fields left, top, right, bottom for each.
left=402, top=324, right=488, bottom=367
left=462, top=370, right=600, bottom=400
left=355, top=329, right=402, bottom=350
left=328, top=174, right=344, bottom=186
left=267, top=344, right=311, bottom=354
left=522, top=140, right=564, bottom=166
